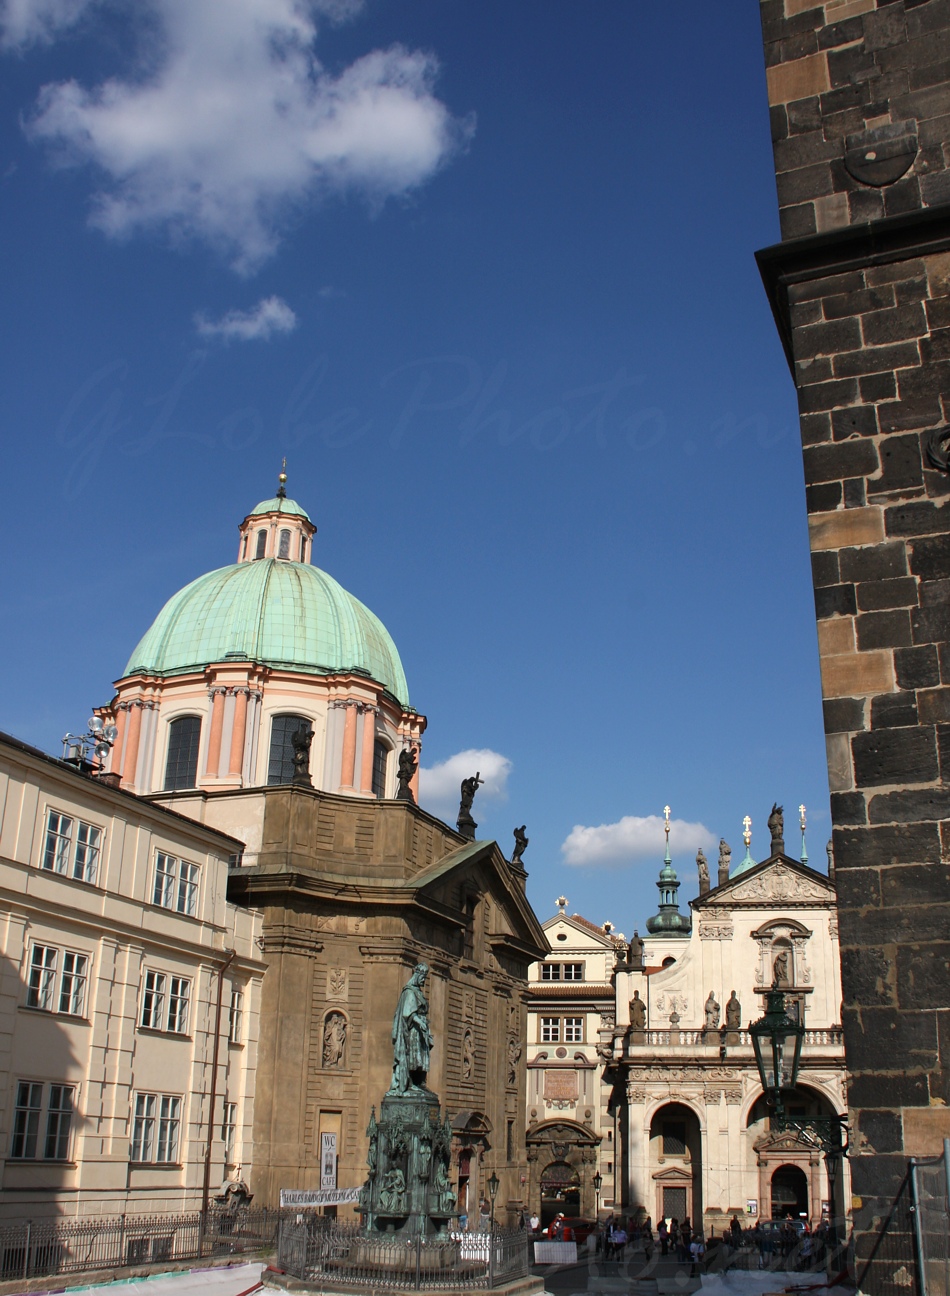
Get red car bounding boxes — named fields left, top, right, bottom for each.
left=559, top=1218, right=598, bottom=1243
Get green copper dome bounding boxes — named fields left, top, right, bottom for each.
left=247, top=496, right=311, bottom=521
left=123, top=559, right=409, bottom=705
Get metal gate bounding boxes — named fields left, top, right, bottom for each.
left=912, top=1141, right=950, bottom=1296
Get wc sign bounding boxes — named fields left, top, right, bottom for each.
left=320, top=1133, right=337, bottom=1190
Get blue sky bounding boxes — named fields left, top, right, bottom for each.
left=0, top=0, right=828, bottom=935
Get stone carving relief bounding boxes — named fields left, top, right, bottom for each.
left=463, top=993, right=475, bottom=1022
left=323, top=1012, right=347, bottom=1068
left=829, top=917, right=839, bottom=940
left=327, top=967, right=348, bottom=1000
left=654, top=994, right=688, bottom=1017
left=461, top=1030, right=475, bottom=1082
left=724, top=1089, right=743, bottom=1105
left=507, top=1036, right=522, bottom=1087
left=725, top=864, right=832, bottom=904
left=704, top=1088, right=723, bottom=1105
left=627, top=1087, right=647, bottom=1104
left=600, top=1009, right=616, bottom=1029
left=698, top=921, right=734, bottom=940
left=544, top=1070, right=578, bottom=1108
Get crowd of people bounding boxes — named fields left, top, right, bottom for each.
left=528, top=1210, right=841, bottom=1274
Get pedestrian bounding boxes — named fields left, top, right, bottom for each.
left=610, top=1223, right=627, bottom=1261
left=529, top=1212, right=540, bottom=1234
left=689, top=1233, right=705, bottom=1273
left=658, top=1219, right=669, bottom=1256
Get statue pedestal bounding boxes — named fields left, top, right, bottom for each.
left=362, top=1088, right=457, bottom=1236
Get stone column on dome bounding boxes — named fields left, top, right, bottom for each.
left=340, top=703, right=358, bottom=791
left=122, top=701, right=144, bottom=789
left=359, top=705, right=376, bottom=794
left=228, top=688, right=250, bottom=779
left=110, top=703, right=129, bottom=779
left=206, top=687, right=227, bottom=778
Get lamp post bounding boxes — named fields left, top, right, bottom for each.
left=488, top=1171, right=500, bottom=1233
left=593, top=1171, right=603, bottom=1222
left=750, top=987, right=849, bottom=1241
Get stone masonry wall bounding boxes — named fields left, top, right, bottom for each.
left=758, top=3, right=950, bottom=1293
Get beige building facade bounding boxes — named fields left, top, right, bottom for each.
left=0, top=732, right=265, bottom=1219
left=526, top=839, right=849, bottom=1235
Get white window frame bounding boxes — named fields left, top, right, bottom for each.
left=42, top=809, right=103, bottom=885
left=563, top=1017, right=584, bottom=1043
left=222, top=1101, right=237, bottom=1161
left=132, top=1092, right=181, bottom=1163
left=152, top=852, right=200, bottom=916
left=540, top=1017, right=560, bottom=1043
left=141, top=970, right=190, bottom=1034
left=10, top=1082, right=75, bottom=1161
left=26, top=944, right=88, bottom=1017
left=228, top=988, right=244, bottom=1044
left=562, top=962, right=584, bottom=981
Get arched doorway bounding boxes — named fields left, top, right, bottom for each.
left=540, top=1162, right=579, bottom=1228
left=649, top=1103, right=702, bottom=1227
left=771, top=1164, right=808, bottom=1220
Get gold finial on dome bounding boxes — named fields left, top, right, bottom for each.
left=277, top=457, right=288, bottom=499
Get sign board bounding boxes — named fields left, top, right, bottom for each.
left=320, top=1133, right=337, bottom=1189
left=279, top=1187, right=362, bottom=1208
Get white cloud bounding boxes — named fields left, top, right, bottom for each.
left=419, top=748, right=512, bottom=814
left=561, top=814, right=716, bottom=871
left=195, top=294, right=296, bottom=341
left=20, top=0, right=471, bottom=271
left=1, top=0, right=96, bottom=49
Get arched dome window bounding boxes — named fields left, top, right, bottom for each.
left=255, top=530, right=267, bottom=560
left=164, top=716, right=202, bottom=790
left=372, top=740, right=390, bottom=799
left=278, top=529, right=291, bottom=560
left=268, top=714, right=311, bottom=785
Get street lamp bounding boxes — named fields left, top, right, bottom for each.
left=593, top=1171, right=603, bottom=1222
left=487, top=1171, right=500, bottom=1233
left=750, top=987, right=849, bottom=1238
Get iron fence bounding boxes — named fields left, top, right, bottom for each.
left=912, top=1143, right=950, bottom=1296
left=0, top=1207, right=279, bottom=1283
left=277, top=1219, right=529, bottom=1291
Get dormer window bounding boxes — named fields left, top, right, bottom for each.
left=278, top=529, right=291, bottom=560
left=255, top=530, right=267, bottom=560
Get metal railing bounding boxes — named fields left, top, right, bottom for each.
left=0, top=1208, right=279, bottom=1283
left=277, top=1219, right=529, bottom=1291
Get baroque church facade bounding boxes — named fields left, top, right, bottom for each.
left=525, top=816, right=849, bottom=1235
left=92, top=476, right=548, bottom=1220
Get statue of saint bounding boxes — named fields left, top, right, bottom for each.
left=768, top=803, right=785, bottom=855
left=704, top=991, right=720, bottom=1031
left=323, top=1012, right=347, bottom=1068
left=696, top=848, right=709, bottom=893
left=511, top=825, right=529, bottom=866
left=629, top=989, right=646, bottom=1031
left=457, top=773, right=484, bottom=840
left=627, top=930, right=644, bottom=968
left=772, top=948, right=790, bottom=986
left=725, top=991, right=741, bottom=1030
left=461, top=1030, right=475, bottom=1081
left=717, top=839, right=732, bottom=887
left=379, top=1168, right=406, bottom=1214
left=396, top=747, right=417, bottom=803
left=291, top=722, right=313, bottom=786
left=389, top=963, right=434, bottom=1094
left=434, top=1159, right=456, bottom=1213
left=507, top=1036, right=522, bottom=1086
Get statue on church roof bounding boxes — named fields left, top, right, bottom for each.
left=718, top=839, right=731, bottom=887
left=457, top=772, right=483, bottom=841
left=396, top=747, right=417, bottom=803
left=696, top=848, right=709, bottom=894
left=725, top=991, right=741, bottom=1031
left=511, top=825, right=528, bottom=866
left=704, top=991, right=720, bottom=1032
left=768, top=803, right=785, bottom=855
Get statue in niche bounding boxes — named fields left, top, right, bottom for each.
left=379, top=1168, right=406, bottom=1214
left=416, top=1136, right=432, bottom=1181
left=704, top=991, right=720, bottom=1031
left=461, top=1030, right=475, bottom=1081
left=725, top=991, right=741, bottom=1030
left=457, top=772, right=484, bottom=840
left=511, top=825, right=529, bottom=866
left=773, top=947, right=790, bottom=986
left=291, top=722, right=313, bottom=786
left=323, top=1012, right=347, bottom=1068
left=768, top=803, right=785, bottom=855
left=718, top=839, right=732, bottom=887
left=629, top=989, right=646, bottom=1031
left=396, top=747, right=417, bottom=803
left=367, top=1111, right=379, bottom=1177
left=434, top=1158, right=456, bottom=1213
left=389, top=963, right=434, bottom=1094
left=507, top=1036, right=522, bottom=1086
left=696, top=848, right=709, bottom=893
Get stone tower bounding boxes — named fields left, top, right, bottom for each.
left=755, top=3, right=950, bottom=1292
